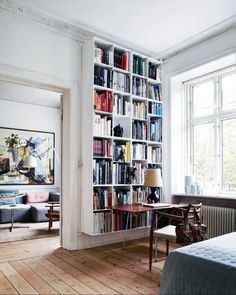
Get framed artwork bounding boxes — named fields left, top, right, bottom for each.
left=0, top=127, right=55, bottom=185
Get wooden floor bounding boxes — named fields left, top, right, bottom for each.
left=0, top=236, right=177, bottom=294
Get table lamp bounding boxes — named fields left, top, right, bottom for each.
left=144, top=168, right=163, bottom=203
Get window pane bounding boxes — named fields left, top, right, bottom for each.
left=222, top=73, right=236, bottom=110
left=193, top=123, right=215, bottom=192
left=222, top=119, right=236, bottom=192
left=193, top=81, right=214, bottom=117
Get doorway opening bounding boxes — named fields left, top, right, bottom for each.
left=0, top=79, right=63, bottom=244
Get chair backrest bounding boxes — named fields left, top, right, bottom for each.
left=183, top=202, right=202, bottom=225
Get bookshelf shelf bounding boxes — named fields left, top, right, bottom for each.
left=82, top=37, right=163, bottom=235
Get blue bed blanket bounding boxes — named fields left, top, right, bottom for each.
left=160, top=232, right=236, bottom=295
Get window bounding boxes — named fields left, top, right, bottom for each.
left=186, top=68, right=236, bottom=194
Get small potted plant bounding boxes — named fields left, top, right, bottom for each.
left=4, top=133, right=19, bottom=150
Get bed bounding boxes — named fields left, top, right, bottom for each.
left=160, top=232, right=236, bottom=295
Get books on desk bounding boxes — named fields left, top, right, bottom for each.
left=142, top=202, right=170, bottom=208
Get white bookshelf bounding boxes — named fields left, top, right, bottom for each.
left=81, top=37, right=163, bottom=235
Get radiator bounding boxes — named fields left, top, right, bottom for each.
left=201, top=205, right=236, bottom=238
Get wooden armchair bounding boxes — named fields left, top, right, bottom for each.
left=153, top=203, right=202, bottom=259
left=45, top=202, right=60, bottom=232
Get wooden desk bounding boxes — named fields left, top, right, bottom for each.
left=112, top=203, right=185, bottom=271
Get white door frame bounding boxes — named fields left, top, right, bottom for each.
left=0, top=63, right=81, bottom=250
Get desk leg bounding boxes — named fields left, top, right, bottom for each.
left=123, top=212, right=130, bottom=250
left=149, top=211, right=156, bottom=271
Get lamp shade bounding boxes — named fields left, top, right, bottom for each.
left=23, top=155, right=37, bottom=168
left=144, top=168, right=163, bottom=187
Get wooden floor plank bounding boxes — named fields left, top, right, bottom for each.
left=0, top=262, right=38, bottom=295
left=35, top=256, right=99, bottom=294
left=69, top=249, right=159, bottom=294
left=0, top=236, right=171, bottom=295
left=9, top=260, right=59, bottom=295
left=54, top=250, right=140, bottom=294
left=0, top=269, right=18, bottom=295
left=47, top=254, right=116, bottom=295
left=23, top=258, right=79, bottom=294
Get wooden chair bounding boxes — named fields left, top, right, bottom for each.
left=45, top=202, right=60, bottom=232
left=153, top=202, right=202, bottom=259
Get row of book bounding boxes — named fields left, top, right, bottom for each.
left=114, top=51, right=129, bottom=71
left=93, top=114, right=112, bottom=137
left=113, top=142, right=131, bottom=162
left=132, top=102, right=147, bottom=119
left=93, top=159, right=112, bottom=185
left=148, top=63, right=161, bottom=81
left=94, top=46, right=113, bottom=65
left=133, top=55, right=146, bottom=76
left=113, top=94, right=131, bottom=116
left=113, top=71, right=130, bottom=93
left=113, top=189, right=132, bottom=206
left=93, top=188, right=112, bottom=210
left=113, top=163, right=131, bottom=184
left=132, top=143, right=147, bottom=160
left=147, top=83, right=162, bottom=101
left=93, top=211, right=112, bottom=234
left=147, top=146, right=162, bottom=163
left=132, top=121, right=147, bottom=140
left=132, top=77, right=147, bottom=97
left=94, top=66, right=112, bottom=88
left=132, top=162, right=146, bottom=184
left=148, top=102, right=162, bottom=115
left=113, top=211, right=151, bottom=231
left=150, top=119, right=162, bottom=142
left=93, top=139, right=112, bottom=158
left=133, top=187, right=148, bottom=203
left=94, top=90, right=112, bottom=113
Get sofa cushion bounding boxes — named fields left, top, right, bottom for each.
left=0, top=205, right=31, bottom=223
left=26, top=191, right=49, bottom=203
left=30, top=202, right=59, bottom=222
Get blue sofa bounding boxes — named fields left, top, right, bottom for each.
left=0, top=190, right=59, bottom=223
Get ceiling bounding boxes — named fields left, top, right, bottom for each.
left=18, top=0, right=236, bottom=57
left=0, top=81, right=61, bottom=109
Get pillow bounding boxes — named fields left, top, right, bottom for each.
left=0, top=197, right=16, bottom=205
left=26, top=191, right=49, bottom=203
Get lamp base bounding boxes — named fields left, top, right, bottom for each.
left=147, top=187, right=160, bottom=204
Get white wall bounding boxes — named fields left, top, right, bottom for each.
left=163, top=27, right=236, bottom=202
left=0, top=9, right=82, bottom=249
left=0, top=99, right=61, bottom=190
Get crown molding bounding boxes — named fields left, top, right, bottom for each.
left=157, top=15, right=236, bottom=60
left=0, top=0, right=93, bottom=42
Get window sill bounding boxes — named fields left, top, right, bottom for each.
left=172, top=193, right=236, bottom=208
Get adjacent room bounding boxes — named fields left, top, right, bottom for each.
left=0, top=0, right=235, bottom=294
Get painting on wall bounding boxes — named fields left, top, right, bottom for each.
left=0, top=127, right=55, bottom=185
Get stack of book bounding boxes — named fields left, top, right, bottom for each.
left=132, top=121, right=147, bottom=140
left=133, top=187, right=148, bottom=203
left=93, top=159, right=112, bottom=185
left=93, top=188, right=112, bottom=210
left=132, top=102, right=147, bottom=119
left=113, top=94, right=131, bottom=116
left=93, top=211, right=112, bottom=234
left=113, top=71, right=130, bottom=93
left=94, top=66, right=111, bottom=88
left=113, top=142, right=131, bottom=162
left=148, top=102, right=162, bottom=115
left=148, top=62, right=161, bottom=81
left=114, top=50, right=129, bottom=71
left=133, top=55, right=145, bottom=76
left=93, top=115, right=112, bottom=136
left=132, top=162, right=146, bottom=184
left=112, top=189, right=132, bottom=206
left=147, top=83, right=162, bottom=101
left=94, top=46, right=113, bottom=65
left=93, top=139, right=112, bottom=157
left=132, top=77, right=147, bottom=97
left=132, top=143, right=147, bottom=160
left=150, top=119, right=162, bottom=142
left=148, top=146, right=162, bottom=163
left=113, top=163, right=131, bottom=184
left=94, top=90, right=112, bottom=113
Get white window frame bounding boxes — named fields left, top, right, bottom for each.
left=185, top=66, right=236, bottom=194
